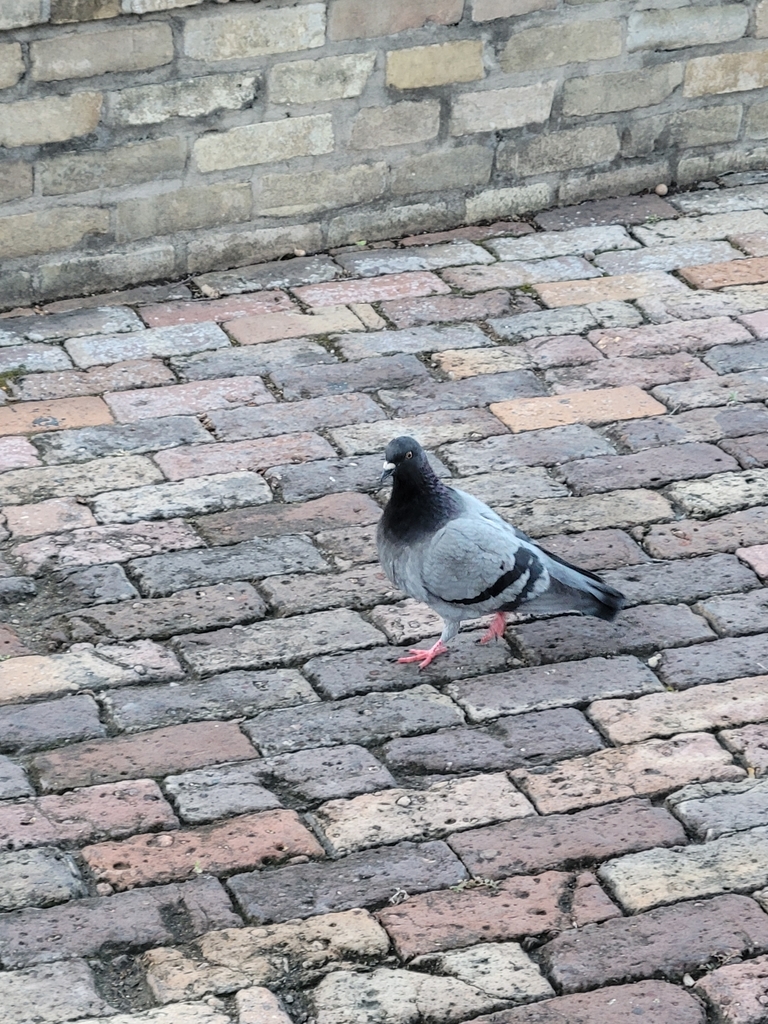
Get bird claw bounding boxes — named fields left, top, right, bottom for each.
left=397, top=640, right=448, bottom=669
left=479, top=612, right=507, bottom=645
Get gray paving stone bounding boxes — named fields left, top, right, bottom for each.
left=129, top=536, right=327, bottom=597
left=671, top=184, right=768, bottom=216
left=440, top=425, right=615, bottom=474
left=192, top=255, right=342, bottom=296
left=172, top=338, right=336, bottom=381
left=557, top=443, right=738, bottom=495
left=104, top=668, right=317, bottom=732
left=633, top=211, right=768, bottom=246
left=0, top=960, right=113, bottom=1024
left=594, top=240, right=743, bottom=275
left=260, top=563, right=403, bottom=616
left=696, top=588, right=768, bottom=636
left=35, top=417, right=212, bottom=464
left=488, top=226, right=639, bottom=261
left=65, top=322, right=230, bottom=369
left=668, top=468, right=768, bottom=518
left=330, top=409, right=506, bottom=456
left=667, top=778, right=768, bottom=840
left=209, top=392, right=385, bottom=442
left=378, top=371, right=547, bottom=416
left=0, top=307, right=143, bottom=344
left=612, top=404, right=768, bottom=450
left=92, top=471, right=272, bottom=524
left=0, top=849, right=84, bottom=912
left=534, top=195, right=676, bottom=231
left=58, top=565, right=139, bottom=607
left=0, top=756, right=33, bottom=799
left=599, top=553, right=759, bottom=608
left=451, top=468, right=567, bottom=506
left=227, top=840, right=467, bottom=924
left=490, top=307, right=597, bottom=341
left=243, top=685, right=463, bottom=754
left=542, top=528, right=649, bottom=571
left=658, top=634, right=768, bottom=689
left=704, top=340, right=768, bottom=374
left=266, top=453, right=446, bottom=503
left=652, top=371, right=768, bottom=412
left=334, top=241, right=494, bottom=276
left=0, top=695, right=106, bottom=754
left=335, top=324, right=489, bottom=361
left=0, top=343, right=72, bottom=374
left=0, top=456, right=162, bottom=507
left=446, top=656, right=663, bottom=722
left=271, top=353, right=429, bottom=401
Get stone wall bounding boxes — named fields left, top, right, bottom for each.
left=1, top=0, right=768, bottom=308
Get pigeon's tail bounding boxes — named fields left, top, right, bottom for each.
left=528, top=548, right=626, bottom=621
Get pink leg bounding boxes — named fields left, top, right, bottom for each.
left=397, top=638, right=448, bottom=670
left=480, top=612, right=507, bottom=644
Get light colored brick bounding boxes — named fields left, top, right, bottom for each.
left=183, top=4, right=325, bottom=61
left=327, top=201, right=455, bottom=247
left=488, top=224, right=638, bottom=261
left=187, top=224, right=323, bottom=276
left=40, top=138, right=185, bottom=196
left=466, top=183, right=553, bottom=223
left=434, top=346, right=530, bottom=378
left=194, top=114, right=333, bottom=173
left=294, top=271, right=449, bottom=307
left=628, top=5, right=748, bottom=52
left=386, top=40, right=484, bottom=89
left=329, top=0, right=464, bottom=41
left=106, top=74, right=256, bottom=126
left=93, top=472, right=272, bottom=525
left=669, top=469, right=768, bottom=517
left=559, top=160, right=672, bottom=206
left=738, top=544, right=768, bottom=580
left=350, top=101, right=440, bottom=149
left=452, top=82, right=556, bottom=135
left=0, top=961, right=112, bottom=1024
left=269, top=53, right=376, bottom=104
left=66, top=322, right=229, bottom=369
left=105, top=377, right=271, bottom=421
left=314, top=774, right=534, bottom=855
left=501, top=20, right=622, bottom=72
left=116, top=183, right=251, bottom=244
left=0, top=162, right=32, bottom=204
left=0, top=397, right=112, bottom=436
left=695, top=954, right=768, bottom=1024
left=227, top=307, right=364, bottom=345
left=514, top=733, right=744, bottom=814
left=0, top=92, right=101, bottom=149
left=4, top=498, right=96, bottom=539
left=0, top=43, right=23, bottom=89
left=491, top=385, right=665, bottom=433
left=685, top=51, right=768, bottom=98
left=31, top=23, right=172, bottom=82
left=0, top=438, right=40, bottom=473
left=331, top=408, right=505, bottom=454
left=0, top=0, right=45, bottom=30
left=415, top=942, right=554, bottom=1000
left=237, top=989, right=292, bottom=1024
left=51, top=0, right=121, bottom=20
left=38, top=246, right=176, bottom=302
left=255, top=163, right=387, bottom=217
left=563, top=64, right=684, bottom=116
left=600, top=826, right=768, bottom=913
left=635, top=210, right=768, bottom=245
left=123, top=0, right=202, bottom=10
left=502, top=489, right=673, bottom=537
left=391, top=146, right=493, bottom=194
left=0, top=454, right=162, bottom=507
left=499, top=125, right=620, bottom=175
left=536, top=271, right=686, bottom=308
left=0, top=207, right=109, bottom=260
left=473, top=0, right=556, bottom=20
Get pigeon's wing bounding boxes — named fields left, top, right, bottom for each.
left=418, top=511, right=549, bottom=610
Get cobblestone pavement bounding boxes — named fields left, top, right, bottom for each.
left=2, top=182, right=768, bottom=1024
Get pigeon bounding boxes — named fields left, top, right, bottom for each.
left=377, top=435, right=625, bottom=669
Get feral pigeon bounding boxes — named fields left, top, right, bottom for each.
left=377, top=436, right=625, bottom=668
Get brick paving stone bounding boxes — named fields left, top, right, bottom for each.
left=4, top=497, right=96, bottom=538
left=595, top=240, right=743, bottom=275
left=0, top=640, right=183, bottom=705
left=331, top=409, right=507, bottom=456
left=177, top=608, right=384, bottom=675
left=0, top=396, right=113, bottom=437
left=77, top=1006, right=230, bottom=1024
left=600, top=553, right=758, bottom=608
left=522, top=334, right=604, bottom=370
left=192, top=255, right=342, bottom=296
left=227, top=840, right=467, bottom=924
left=668, top=469, right=768, bottom=517
left=314, top=773, right=534, bottom=855
left=129, top=536, right=326, bottom=597
left=491, top=386, right=665, bottom=433
left=0, top=436, right=39, bottom=472
left=672, top=186, right=768, bottom=216
left=490, top=306, right=597, bottom=341
left=601, top=826, right=768, bottom=913
left=449, top=798, right=685, bottom=879
left=265, top=453, right=423, bottom=503
left=559, top=442, right=737, bottom=495
left=380, top=290, right=519, bottom=329
left=0, top=694, right=105, bottom=754
left=652, top=371, right=768, bottom=411
left=642, top=507, right=768, bottom=559
left=633, top=211, right=768, bottom=246
left=260, top=563, right=402, bottom=616
left=224, top=307, right=366, bottom=345
left=272, top=353, right=429, bottom=400
left=697, top=590, right=768, bottom=636
left=739, top=308, right=768, bottom=338
left=303, top=633, right=518, bottom=700
left=414, top=941, right=554, bottom=1002
left=477, top=981, right=705, bottom=1023
left=441, top=426, right=616, bottom=474
left=668, top=777, right=768, bottom=840
left=336, top=241, right=494, bottom=276
left=105, top=377, right=273, bottom=422
left=379, top=372, right=546, bottom=417
left=334, top=325, right=488, bottom=363
left=0, top=849, right=84, bottom=912
left=140, top=292, right=296, bottom=327
left=0, top=960, right=113, bottom=1024
left=591, top=675, right=768, bottom=745
left=739, top=544, right=768, bottom=578
left=539, top=893, right=768, bottom=993
left=501, top=489, right=674, bottom=538
left=0, top=625, right=33, bottom=660
left=0, top=780, right=178, bottom=851
left=1, top=307, right=143, bottom=343
left=638, top=290, right=747, bottom=323
left=446, top=468, right=567, bottom=506
left=695, top=954, right=768, bottom=1024
left=35, top=416, right=212, bottom=465
left=488, top=226, right=639, bottom=261
left=721, top=433, right=768, bottom=469
left=401, top=224, right=533, bottom=246
left=534, top=195, right=676, bottom=231
left=536, top=272, right=687, bottom=309
left=0, top=342, right=73, bottom=375
left=540, top=529, right=649, bottom=570
left=171, top=339, right=335, bottom=381
left=42, top=283, right=192, bottom=314
left=31, top=722, right=258, bottom=793
left=0, top=875, right=239, bottom=968
left=82, top=808, right=324, bottom=891
left=731, top=230, right=768, bottom=256
left=514, top=733, right=744, bottom=815
left=0, top=455, right=163, bottom=507
left=721, top=723, right=768, bottom=774
left=293, top=271, right=451, bottom=307
left=377, top=871, right=579, bottom=960
left=105, top=668, right=315, bottom=733
left=431, top=346, right=530, bottom=378
left=65, top=322, right=230, bottom=369
left=93, top=472, right=273, bottom=525
left=382, top=709, right=602, bottom=775
left=681, top=256, right=768, bottom=290
left=238, top=989, right=293, bottom=1024
left=209, top=392, right=384, bottom=442
left=446, top=656, right=662, bottom=723
left=12, top=359, right=177, bottom=402
left=155, top=433, right=335, bottom=481
left=245, top=685, right=461, bottom=755
left=547, top=352, right=715, bottom=394
left=316, top=523, right=378, bottom=566
left=705, top=340, right=768, bottom=374
left=0, top=576, right=36, bottom=605
left=370, top=597, right=469, bottom=646
left=66, top=581, right=267, bottom=642
left=614, top=405, right=768, bottom=451
left=589, top=316, right=751, bottom=357
left=442, top=257, right=600, bottom=292
left=0, top=757, right=33, bottom=799
left=198, top=492, right=381, bottom=545
left=658, top=634, right=768, bottom=690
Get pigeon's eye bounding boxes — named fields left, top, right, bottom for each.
left=405, top=451, right=413, bottom=459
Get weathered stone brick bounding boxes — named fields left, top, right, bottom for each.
left=183, top=3, right=325, bottom=61
left=695, top=954, right=768, bottom=1024
left=0, top=876, right=239, bottom=968
left=92, top=472, right=272, bottom=525
left=490, top=385, right=665, bottom=433
left=0, top=849, right=84, bottom=912
left=705, top=340, right=768, bottom=374
left=0, top=42, right=23, bottom=89
left=387, top=40, right=483, bottom=89
left=329, top=0, right=463, bottom=39
left=0, top=93, right=103, bottom=148
left=266, top=453, right=406, bottom=503
left=391, top=146, right=493, bottom=194
left=654, top=372, right=768, bottom=412
left=635, top=210, right=768, bottom=246
left=658, top=634, right=768, bottom=691
left=596, top=240, right=744, bottom=276
left=0, top=161, right=32, bottom=204
left=106, top=74, right=257, bottom=126
left=255, top=163, right=387, bottom=217
left=668, top=468, right=768, bottom=517
left=499, top=125, right=619, bottom=176
left=696, top=589, right=768, bottom=637
left=466, top=184, right=553, bottom=222
left=642, top=506, right=768, bottom=560
left=142, top=294, right=294, bottom=329
left=261, top=564, right=400, bottom=616
left=0, top=694, right=105, bottom=755
left=668, top=777, right=768, bottom=840
left=0, top=207, right=109, bottom=260
left=514, top=734, right=743, bottom=814
left=194, top=114, right=334, bottom=173
left=36, top=417, right=211, bottom=465
left=540, top=528, right=649, bottom=570
left=0, top=961, right=111, bottom=1024
left=685, top=52, right=768, bottom=98
left=331, top=409, right=506, bottom=456
left=4, top=498, right=94, bottom=539
left=173, top=340, right=334, bottom=382
left=350, top=100, right=440, bottom=149
left=31, top=23, right=173, bottom=82
left=155, top=433, right=334, bottom=481
left=536, top=271, right=685, bottom=309
left=13, top=360, right=176, bottom=402
left=225, top=307, right=365, bottom=344
left=272, top=353, right=428, bottom=401
left=443, top=258, right=598, bottom=293
left=628, top=5, right=748, bottom=52
left=601, top=553, right=757, bottom=609
left=721, top=722, right=768, bottom=775
left=501, top=19, right=621, bottom=72
left=451, top=83, right=556, bottom=135
left=66, top=322, right=229, bottom=369
left=0, top=757, right=32, bottom=800
left=473, top=0, right=555, bottom=18
left=441, top=425, right=615, bottom=473
left=563, top=64, right=684, bottom=116
left=116, top=183, right=251, bottom=244
left=559, top=443, right=737, bottom=494
left=547, top=352, right=715, bottom=394
left=210, top=393, right=384, bottom=442
left=739, top=543, right=768, bottom=579
left=243, top=685, right=462, bottom=755
left=589, top=316, right=751, bottom=358
left=499, top=489, right=674, bottom=538
left=681, top=255, right=768, bottom=290
left=54, top=564, right=138, bottom=609
left=269, top=52, right=375, bottom=104
left=380, top=290, right=519, bottom=329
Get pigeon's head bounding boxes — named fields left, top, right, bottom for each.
left=381, top=436, right=427, bottom=483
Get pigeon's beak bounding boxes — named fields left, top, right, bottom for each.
left=380, top=461, right=395, bottom=483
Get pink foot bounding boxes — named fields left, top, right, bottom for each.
left=480, top=612, right=507, bottom=644
left=397, top=639, right=448, bottom=670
